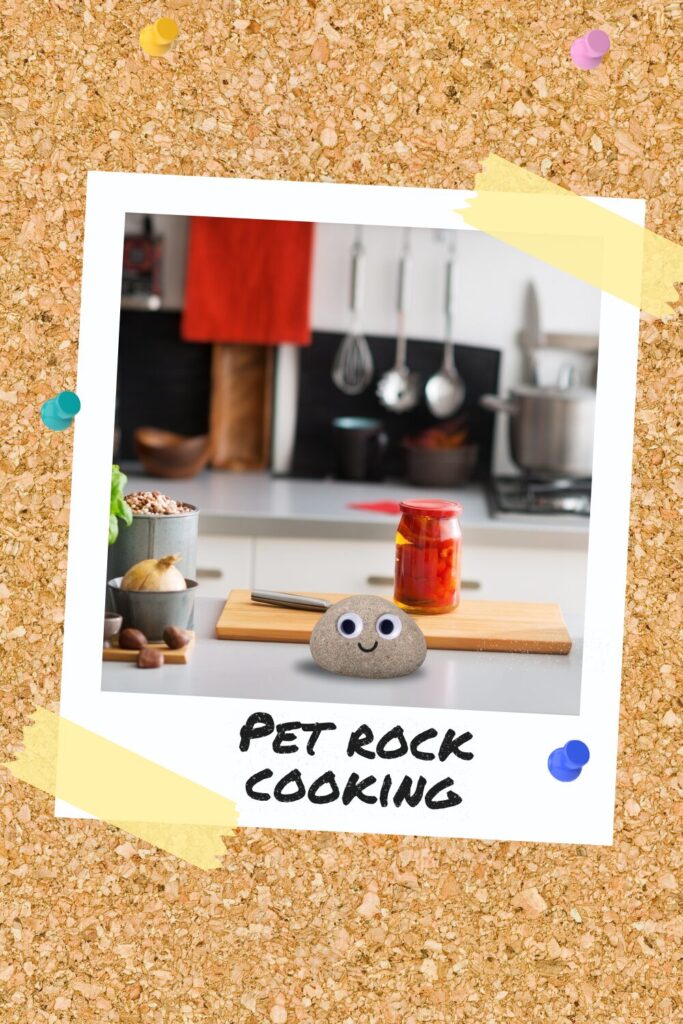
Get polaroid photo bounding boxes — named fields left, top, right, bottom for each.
left=57, top=173, right=642, bottom=843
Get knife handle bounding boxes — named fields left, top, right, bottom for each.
left=250, top=590, right=331, bottom=612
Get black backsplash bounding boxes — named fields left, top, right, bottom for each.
left=115, top=312, right=211, bottom=459
left=291, top=332, right=500, bottom=480
left=115, top=316, right=500, bottom=480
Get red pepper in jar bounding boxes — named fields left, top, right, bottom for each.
left=394, top=499, right=463, bottom=614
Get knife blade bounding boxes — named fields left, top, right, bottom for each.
left=250, top=590, right=332, bottom=612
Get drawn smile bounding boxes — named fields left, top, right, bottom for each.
left=358, top=641, right=379, bottom=653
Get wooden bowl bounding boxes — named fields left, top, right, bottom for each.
left=404, top=444, right=479, bottom=487
left=133, top=427, right=211, bottom=479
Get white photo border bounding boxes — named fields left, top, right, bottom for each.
left=57, top=173, right=643, bottom=845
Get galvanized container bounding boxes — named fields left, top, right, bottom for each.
left=106, top=504, right=198, bottom=610
left=108, top=578, right=198, bottom=641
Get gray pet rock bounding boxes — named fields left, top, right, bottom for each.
left=310, top=595, right=427, bottom=679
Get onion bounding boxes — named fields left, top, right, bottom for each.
left=121, top=554, right=186, bottom=592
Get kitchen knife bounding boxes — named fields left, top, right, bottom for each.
left=250, top=590, right=332, bottom=612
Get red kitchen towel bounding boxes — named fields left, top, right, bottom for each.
left=181, top=218, right=314, bottom=345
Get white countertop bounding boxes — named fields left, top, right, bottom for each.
left=102, top=597, right=583, bottom=715
left=119, top=467, right=589, bottom=548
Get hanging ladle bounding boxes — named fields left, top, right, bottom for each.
left=425, top=245, right=466, bottom=419
left=376, top=234, right=420, bottom=412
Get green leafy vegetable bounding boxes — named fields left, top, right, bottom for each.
left=109, top=464, right=133, bottom=545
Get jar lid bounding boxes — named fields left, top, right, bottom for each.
left=399, top=498, right=463, bottom=518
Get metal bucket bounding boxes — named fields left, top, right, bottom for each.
left=106, top=504, right=198, bottom=610
left=108, top=577, right=198, bottom=641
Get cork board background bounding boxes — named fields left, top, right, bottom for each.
left=1, top=2, right=681, bottom=1021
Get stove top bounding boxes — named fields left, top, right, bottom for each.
left=489, top=476, right=591, bottom=520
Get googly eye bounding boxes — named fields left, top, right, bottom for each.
left=337, top=612, right=363, bottom=638
left=376, top=613, right=402, bottom=639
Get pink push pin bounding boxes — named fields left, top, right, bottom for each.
left=570, top=29, right=610, bottom=70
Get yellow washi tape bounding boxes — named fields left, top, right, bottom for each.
left=5, top=708, right=238, bottom=869
left=459, top=155, right=683, bottom=319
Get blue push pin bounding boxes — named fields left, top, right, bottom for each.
left=548, top=740, right=590, bottom=782
left=41, top=390, right=81, bottom=431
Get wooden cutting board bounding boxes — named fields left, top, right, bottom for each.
left=215, top=591, right=572, bottom=655
left=103, top=632, right=195, bottom=664
left=209, top=345, right=274, bottom=470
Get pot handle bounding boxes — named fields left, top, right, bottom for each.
left=479, top=394, right=518, bottom=416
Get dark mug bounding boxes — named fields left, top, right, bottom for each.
left=332, top=417, right=389, bottom=481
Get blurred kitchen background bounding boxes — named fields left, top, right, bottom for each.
left=114, top=214, right=600, bottom=619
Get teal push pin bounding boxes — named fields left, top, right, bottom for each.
left=41, top=390, right=81, bottom=431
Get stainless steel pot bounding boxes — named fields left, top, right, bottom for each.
left=480, top=385, right=595, bottom=479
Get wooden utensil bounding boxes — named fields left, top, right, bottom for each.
left=216, top=590, right=572, bottom=655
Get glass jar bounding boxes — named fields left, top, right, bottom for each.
left=394, top=499, right=463, bottom=614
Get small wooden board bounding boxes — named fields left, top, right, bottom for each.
left=215, top=591, right=571, bottom=655
left=103, top=632, right=195, bottom=664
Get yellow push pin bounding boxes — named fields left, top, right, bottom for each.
left=140, top=17, right=178, bottom=57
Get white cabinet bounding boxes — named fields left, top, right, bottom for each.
left=196, top=536, right=253, bottom=598
left=253, top=538, right=396, bottom=595
left=461, top=544, right=587, bottom=613
left=198, top=532, right=588, bottom=617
